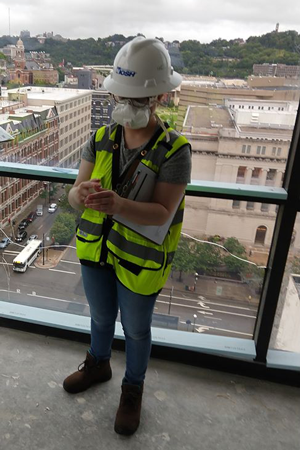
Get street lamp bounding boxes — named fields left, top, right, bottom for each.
left=194, top=272, right=199, bottom=292
left=9, top=218, right=16, bottom=240
left=193, top=314, right=197, bottom=332
left=42, top=233, right=51, bottom=265
left=43, top=182, right=48, bottom=206
left=168, top=285, right=174, bottom=315
left=48, top=182, right=52, bottom=204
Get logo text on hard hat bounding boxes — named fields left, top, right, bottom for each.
left=116, top=66, right=136, bottom=77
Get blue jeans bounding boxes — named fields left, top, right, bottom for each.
left=81, top=265, right=157, bottom=386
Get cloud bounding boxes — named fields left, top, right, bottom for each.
left=1, top=0, right=299, bottom=43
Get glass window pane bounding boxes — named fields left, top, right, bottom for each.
left=1, top=187, right=277, bottom=343
left=269, top=213, right=300, bottom=369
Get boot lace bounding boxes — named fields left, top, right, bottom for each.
left=78, top=359, right=89, bottom=372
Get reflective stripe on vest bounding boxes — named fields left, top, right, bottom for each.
left=78, top=218, right=103, bottom=236
left=108, top=228, right=164, bottom=265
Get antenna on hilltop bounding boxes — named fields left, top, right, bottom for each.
left=8, top=7, right=11, bottom=36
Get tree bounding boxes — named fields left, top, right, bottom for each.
left=194, top=238, right=221, bottom=274
left=172, top=237, right=197, bottom=282
left=50, top=212, right=76, bottom=245
left=49, top=182, right=59, bottom=202
left=222, top=237, right=248, bottom=275
left=58, top=185, right=81, bottom=221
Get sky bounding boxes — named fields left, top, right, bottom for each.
left=0, top=0, right=300, bottom=44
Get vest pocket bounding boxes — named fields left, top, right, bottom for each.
left=76, top=235, right=101, bottom=243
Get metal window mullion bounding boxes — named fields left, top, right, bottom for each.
left=254, top=202, right=297, bottom=362
left=254, top=104, right=300, bottom=362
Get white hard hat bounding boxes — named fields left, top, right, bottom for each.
left=103, top=36, right=182, bottom=98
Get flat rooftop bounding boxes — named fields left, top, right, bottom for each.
left=184, top=105, right=234, bottom=129
left=7, top=87, right=92, bottom=102
left=239, top=125, right=293, bottom=138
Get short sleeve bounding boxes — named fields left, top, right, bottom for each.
left=157, top=144, right=192, bottom=184
left=81, top=132, right=96, bottom=163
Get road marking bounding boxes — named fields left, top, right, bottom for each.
left=60, top=260, right=80, bottom=265
left=198, top=301, right=210, bottom=309
left=156, top=299, right=256, bottom=319
left=160, top=293, right=257, bottom=312
left=194, top=313, right=222, bottom=321
left=37, top=225, right=43, bottom=230
left=0, top=262, right=13, bottom=266
left=27, top=293, right=86, bottom=305
left=48, top=268, right=76, bottom=274
left=3, top=250, right=19, bottom=255
left=195, top=326, right=210, bottom=333
left=179, top=321, right=252, bottom=337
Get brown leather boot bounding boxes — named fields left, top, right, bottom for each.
left=114, top=383, right=143, bottom=435
left=63, top=351, right=112, bottom=394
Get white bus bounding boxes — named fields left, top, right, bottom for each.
left=13, top=239, right=42, bottom=273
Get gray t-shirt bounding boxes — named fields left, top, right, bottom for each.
left=81, top=127, right=191, bottom=184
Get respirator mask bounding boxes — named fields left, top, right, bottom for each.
left=111, top=96, right=156, bottom=129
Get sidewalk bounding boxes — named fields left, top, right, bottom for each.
left=164, top=273, right=260, bottom=306
left=35, top=247, right=65, bottom=269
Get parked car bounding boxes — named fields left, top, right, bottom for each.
left=18, top=219, right=29, bottom=231
left=36, top=204, right=43, bottom=216
left=26, top=211, right=37, bottom=223
left=15, top=230, right=28, bottom=242
left=48, top=203, right=58, bottom=213
left=0, top=237, right=11, bottom=249
left=26, top=234, right=38, bottom=245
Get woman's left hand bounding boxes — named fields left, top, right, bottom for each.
left=84, top=186, right=124, bottom=215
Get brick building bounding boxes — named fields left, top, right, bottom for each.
left=0, top=105, right=59, bottom=226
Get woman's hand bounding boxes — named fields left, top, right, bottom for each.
left=84, top=186, right=124, bottom=215
left=75, top=178, right=102, bottom=205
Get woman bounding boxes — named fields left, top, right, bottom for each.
left=63, top=36, right=191, bottom=435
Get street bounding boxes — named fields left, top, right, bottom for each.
left=1, top=229, right=258, bottom=339
left=1, top=193, right=258, bottom=339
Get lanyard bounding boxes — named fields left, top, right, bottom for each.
left=111, top=124, right=166, bottom=195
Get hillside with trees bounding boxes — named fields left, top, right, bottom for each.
left=1, top=30, right=300, bottom=78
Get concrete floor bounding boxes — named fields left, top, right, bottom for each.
left=0, top=327, right=299, bottom=450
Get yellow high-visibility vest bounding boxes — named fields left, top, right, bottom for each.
left=76, top=124, right=190, bottom=295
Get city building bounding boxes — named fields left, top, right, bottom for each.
left=20, top=30, right=31, bottom=39
left=91, top=89, right=113, bottom=132
left=72, top=65, right=113, bottom=89
left=14, top=38, right=26, bottom=70
left=247, top=75, right=300, bottom=91
left=5, top=86, right=92, bottom=168
left=177, top=79, right=300, bottom=130
left=5, top=38, right=59, bottom=86
left=77, top=70, right=93, bottom=90
left=253, top=63, right=300, bottom=78
left=0, top=104, right=59, bottom=226
left=1, top=44, right=17, bottom=59
left=181, top=98, right=299, bottom=253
